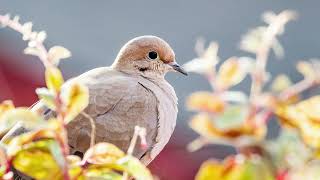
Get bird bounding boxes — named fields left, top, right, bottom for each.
left=4, top=35, right=187, bottom=165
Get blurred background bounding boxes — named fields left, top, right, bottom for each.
left=1, top=1, right=319, bottom=179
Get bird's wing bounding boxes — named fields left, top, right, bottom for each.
left=63, top=67, right=158, bottom=158
left=136, top=77, right=178, bottom=163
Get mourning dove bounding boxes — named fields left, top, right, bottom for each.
left=4, top=35, right=187, bottom=165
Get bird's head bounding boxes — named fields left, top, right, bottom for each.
left=112, top=35, right=187, bottom=78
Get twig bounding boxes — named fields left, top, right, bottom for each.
left=0, top=15, right=51, bottom=67
left=80, top=112, right=96, bottom=148
left=123, top=126, right=147, bottom=180
left=250, top=11, right=297, bottom=100
left=279, top=78, right=318, bottom=101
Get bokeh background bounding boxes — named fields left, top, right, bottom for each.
left=1, top=1, right=319, bottom=179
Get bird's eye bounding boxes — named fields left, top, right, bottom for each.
left=148, top=51, right=158, bottom=60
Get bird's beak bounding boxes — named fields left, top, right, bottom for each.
left=168, top=62, right=188, bottom=76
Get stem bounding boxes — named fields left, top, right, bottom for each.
left=80, top=112, right=96, bottom=148
left=127, top=127, right=140, bottom=156
left=123, top=126, right=146, bottom=180
left=54, top=95, right=70, bottom=180
left=0, top=15, right=51, bottom=67
left=250, top=11, right=296, bottom=101
left=279, top=78, right=318, bottom=101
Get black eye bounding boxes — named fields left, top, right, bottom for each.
left=148, top=51, right=158, bottom=60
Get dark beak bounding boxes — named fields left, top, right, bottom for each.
left=168, top=62, right=188, bottom=76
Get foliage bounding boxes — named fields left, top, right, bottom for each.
left=184, top=10, right=320, bottom=180
left=0, top=14, right=152, bottom=180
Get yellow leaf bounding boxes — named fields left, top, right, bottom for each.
left=216, top=57, right=251, bottom=89
left=61, top=83, right=89, bottom=123
left=0, top=100, right=14, bottom=116
left=115, top=155, right=153, bottom=180
left=7, top=129, right=57, bottom=157
left=84, top=166, right=121, bottom=180
left=189, top=112, right=266, bottom=142
left=0, top=108, right=45, bottom=136
left=12, top=140, right=63, bottom=180
left=82, top=142, right=125, bottom=165
left=295, top=96, right=320, bottom=122
left=275, top=96, right=320, bottom=148
left=36, top=88, right=56, bottom=110
left=196, top=155, right=275, bottom=180
left=296, top=61, right=315, bottom=79
left=195, top=160, right=223, bottom=180
left=271, top=74, right=292, bottom=92
left=187, top=92, right=225, bottom=113
left=45, top=67, right=64, bottom=92
left=48, top=46, right=71, bottom=65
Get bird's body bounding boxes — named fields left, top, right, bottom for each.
left=64, top=66, right=177, bottom=163
left=2, top=35, right=187, bottom=165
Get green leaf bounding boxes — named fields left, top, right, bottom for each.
left=12, top=140, right=63, bottom=180
left=61, top=82, right=89, bottom=124
left=214, top=105, right=248, bottom=130
left=36, top=88, right=56, bottom=110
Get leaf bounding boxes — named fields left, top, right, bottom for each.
left=12, top=140, right=63, bottom=180
left=196, top=155, right=275, bottom=180
left=189, top=111, right=265, bottom=143
left=24, top=47, right=41, bottom=57
left=0, top=108, right=45, bottom=136
left=271, top=38, right=284, bottom=59
left=220, top=91, right=248, bottom=104
left=189, top=113, right=220, bottom=139
left=47, top=139, right=66, bottom=172
left=115, top=155, right=153, bottom=180
left=48, top=46, right=71, bottom=65
left=45, top=67, right=64, bottom=93
left=84, top=165, right=122, bottom=180
left=195, top=160, right=223, bottom=180
left=288, top=161, right=320, bottom=180
left=82, top=142, right=125, bottom=165
left=216, top=57, right=252, bottom=89
left=36, top=31, right=47, bottom=42
left=183, top=41, right=219, bottom=74
left=240, top=26, right=266, bottom=54
left=296, top=61, right=315, bottom=79
left=187, top=92, right=225, bottom=113
left=7, top=129, right=57, bottom=157
left=275, top=96, right=320, bottom=148
left=265, top=129, right=312, bottom=170
left=0, top=100, right=14, bottom=116
left=271, top=74, right=292, bottom=92
left=36, top=88, right=56, bottom=110
left=61, top=82, right=89, bottom=124
left=66, top=155, right=83, bottom=179
left=214, top=105, right=248, bottom=131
